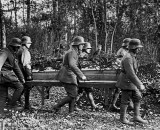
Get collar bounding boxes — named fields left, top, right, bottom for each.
left=22, top=45, right=29, bottom=50
left=8, top=46, right=16, bottom=55
left=130, top=52, right=136, bottom=57
left=72, top=47, right=79, bottom=55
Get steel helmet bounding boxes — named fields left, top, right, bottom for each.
left=21, top=36, right=32, bottom=45
left=71, top=36, right=86, bottom=46
left=83, top=42, right=92, bottom=49
left=128, top=38, right=143, bottom=49
left=122, top=38, right=131, bottom=47
left=9, top=38, right=21, bottom=47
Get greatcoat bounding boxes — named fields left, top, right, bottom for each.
left=116, top=52, right=143, bottom=90
left=57, top=48, right=85, bottom=85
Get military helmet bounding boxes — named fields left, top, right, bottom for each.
left=21, top=36, right=32, bottom=45
left=128, top=38, right=143, bottom=49
left=9, top=38, right=21, bottom=47
left=71, top=36, right=86, bottom=46
left=122, top=38, right=131, bottom=47
left=83, top=42, right=92, bottom=49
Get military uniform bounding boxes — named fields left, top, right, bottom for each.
left=54, top=36, right=86, bottom=113
left=78, top=52, right=93, bottom=96
left=0, top=46, right=24, bottom=113
left=17, top=36, right=32, bottom=109
left=58, top=48, right=85, bottom=87
left=116, top=52, right=143, bottom=104
left=116, top=39, right=148, bottom=124
left=17, top=46, right=32, bottom=109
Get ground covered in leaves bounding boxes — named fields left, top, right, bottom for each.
left=2, top=87, right=160, bottom=130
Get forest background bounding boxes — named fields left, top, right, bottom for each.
left=1, top=0, right=160, bottom=66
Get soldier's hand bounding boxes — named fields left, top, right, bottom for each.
left=139, top=84, right=146, bottom=91
left=82, top=76, right=87, bottom=81
left=21, top=79, right=25, bottom=84
left=27, top=76, right=33, bottom=81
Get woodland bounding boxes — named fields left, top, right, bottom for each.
left=1, top=0, right=160, bottom=130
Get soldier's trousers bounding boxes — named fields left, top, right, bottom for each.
left=0, top=84, right=7, bottom=114
left=8, top=81, right=24, bottom=106
left=24, top=84, right=32, bottom=108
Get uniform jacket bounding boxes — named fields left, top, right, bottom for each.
left=56, top=48, right=85, bottom=85
left=0, top=47, right=24, bottom=82
left=116, top=48, right=128, bottom=67
left=17, top=46, right=32, bottom=78
left=116, top=48, right=128, bottom=57
left=116, top=52, right=143, bottom=90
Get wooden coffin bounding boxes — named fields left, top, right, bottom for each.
left=32, top=69, right=118, bottom=88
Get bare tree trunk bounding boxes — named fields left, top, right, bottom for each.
left=14, top=0, right=18, bottom=28
left=23, top=0, right=25, bottom=25
left=103, top=0, right=108, bottom=52
left=110, top=23, right=117, bottom=53
left=0, top=0, right=3, bottom=48
left=91, top=1, right=98, bottom=50
left=0, top=1, right=6, bottom=49
left=27, top=0, right=31, bottom=27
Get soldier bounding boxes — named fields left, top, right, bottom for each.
left=17, top=36, right=33, bottom=110
left=92, top=44, right=107, bottom=66
left=93, top=44, right=106, bottom=57
left=116, top=38, right=148, bottom=124
left=117, top=38, right=131, bottom=58
left=0, top=38, right=25, bottom=115
left=53, top=36, right=87, bottom=113
left=111, top=38, right=132, bottom=111
left=76, top=42, right=98, bottom=110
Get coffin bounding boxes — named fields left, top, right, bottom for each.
left=32, top=69, right=118, bottom=81
left=32, top=69, right=119, bottom=88
left=28, top=69, right=119, bottom=106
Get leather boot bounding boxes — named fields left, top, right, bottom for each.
left=133, top=102, right=148, bottom=124
left=53, top=96, right=72, bottom=113
left=120, top=104, right=133, bottom=125
left=69, top=98, right=76, bottom=113
left=24, top=88, right=31, bottom=110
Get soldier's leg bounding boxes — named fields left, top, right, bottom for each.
left=0, top=84, right=7, bottom=116
left=53, top=83, right=78, bottom=113
left=74, top=87, right=84, bottom=111
left=67, top=84, right=78, bottom=113
left=132, top=89, right=148, bottom=124
left=76, top=87, right=84, bottom=102
left=85, top=87, right=98, bottom=109
left=24, top=84, right=32, bottom=109
left=120, top=90, right=133, bottom=125
left=8, top=81, right=24, bottom=108
left=111, top=87, right=121, bottom=110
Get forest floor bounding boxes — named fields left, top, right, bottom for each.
left=2, top=87, right=160, bottom=130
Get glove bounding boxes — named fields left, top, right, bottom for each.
left=21, top=79, right=25, bottom=84
left=82, top=76, right=87, bottom=81
left=26, top=76, right=33, bottom=81
left=24, top=67, right=32, bottom=77
left=139, top=84, right=146, bottom=92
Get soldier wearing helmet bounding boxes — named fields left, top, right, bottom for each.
left=116, top=38, right=148, bottom=124
left=117, top=38, right=131, bottom=58
left=76, top=42, right=99, bottom=110
left=111, top=38, right=132, bottom=111
left=0, top=38, right=25, bottom=115
left=53, top=36, right=87, bottom=113
left=17, top=36, right=33, bottom=110
left=79, top=42, right=92, bottom=58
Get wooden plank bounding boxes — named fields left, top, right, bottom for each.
left=26, top=80, right=116, bottom=88
left=32, top=69, right=118, bottom=81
